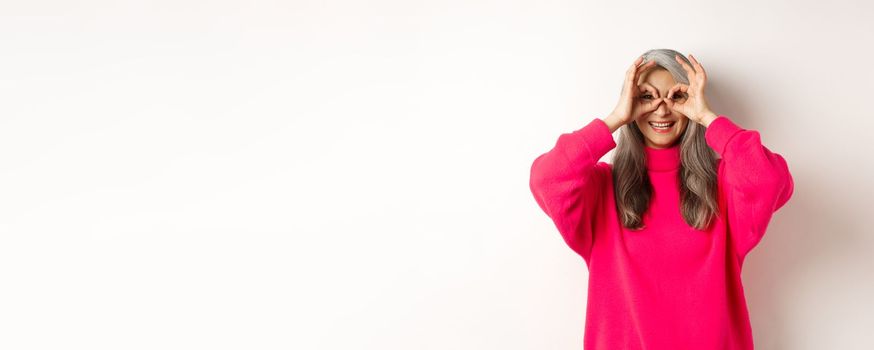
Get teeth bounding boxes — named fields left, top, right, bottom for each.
left=649, top=122, right=674, bottom=128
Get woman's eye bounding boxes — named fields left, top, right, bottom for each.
left=672, top=93, right=687, bottom=99
left=641, top=94, right=653, bottom=99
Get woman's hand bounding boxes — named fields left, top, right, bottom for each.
left=605, top=56, right=664, bottom=132
left=666, top=54, right=718, bottom=126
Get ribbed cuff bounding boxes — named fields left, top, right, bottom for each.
left=576, top=117, right=617, bottom=159
left=704, top=115, right=744, bottom=156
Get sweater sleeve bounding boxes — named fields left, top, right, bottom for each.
left=529, top=117, right=616, bottom=262
left=704, top=115, right=795, bottom=260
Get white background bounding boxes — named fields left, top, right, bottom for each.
left=1, top=1, right=872, bottom=349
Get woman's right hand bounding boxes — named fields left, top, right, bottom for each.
left=604, top=56, right=663, bottom=132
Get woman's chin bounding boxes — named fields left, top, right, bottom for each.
left=644, top=133, right=680, bottom=147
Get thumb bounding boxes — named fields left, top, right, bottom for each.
left=644, top=98, right=662, bottom=110
left=648, top=98, right=666, bottom=112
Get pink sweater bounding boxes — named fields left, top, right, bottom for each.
left=529, top=115, right=794, bottom=349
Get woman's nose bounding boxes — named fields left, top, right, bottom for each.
left=653, top=98, right=671, bottom=114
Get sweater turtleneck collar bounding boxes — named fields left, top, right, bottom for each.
left=644, top=143, right=681, bottom=171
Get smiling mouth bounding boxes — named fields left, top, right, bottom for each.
left=648, top=121, right=675, bottom=133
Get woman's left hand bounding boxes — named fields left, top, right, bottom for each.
left=667, top=54, right=718, bottom=126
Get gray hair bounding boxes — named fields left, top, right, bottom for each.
left=639, top=48, right=693, bottom=85
left=611, top=48, right=721, bottom=231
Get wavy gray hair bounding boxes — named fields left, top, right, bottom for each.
left=611, top=48, right=720, bottom=231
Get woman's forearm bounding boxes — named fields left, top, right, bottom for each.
left=602, top=114, right=625, bottom=133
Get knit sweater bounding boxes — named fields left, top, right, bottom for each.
left=529, top=115, right=794, bottom=349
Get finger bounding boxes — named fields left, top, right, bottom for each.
left=634, top=99, right=657, bottom=118
left=624, top=59, right=640, bottom=85
left=627, top=58, right=651, bottom=83
left=645, top=94, right=666, bottom=107
left=662, top=97, right=675, bottom=110
left=649, top=98, right=665, bottom=111
left=627, top=56, right=644, bottom=75
left=640, top=83, right=659, bottom=99
left=674, top=54, right=696, bottom=79
left=688, top=54, right=706, bottom=77
left=687, top=55, right=707, bottom=89
left=633, top=61, right=656, bottom=91
left=667, top=84, right=679, bottom=99
left=666, top=86, right=686, bottom=109
left=675, top=54, right=696, bottom=73
left=637, top=60, right=657, bottom=72
left=633, top=60, right=658, bottom=84
left=639, top=84, right=655, bottom=95
left=626, top=60, right=655, bottom=95
left=667, top=83, right=688, bottom=99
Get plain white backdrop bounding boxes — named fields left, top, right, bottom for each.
left=1, top=0, right=873, bottom=349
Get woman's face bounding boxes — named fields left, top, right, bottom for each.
left=634, top=68, right=689, bottom=149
